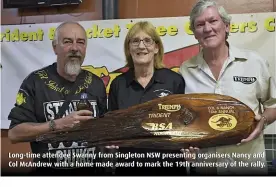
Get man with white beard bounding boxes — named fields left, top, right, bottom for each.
left=8, top=22, right=108, bottom=176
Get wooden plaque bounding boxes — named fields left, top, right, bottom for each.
left=37, top=93, right=257, bottom=149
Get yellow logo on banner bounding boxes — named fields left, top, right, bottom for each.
left=16, top=92, right=26, bottom=105
left=208, top=114, right=237, bottom=131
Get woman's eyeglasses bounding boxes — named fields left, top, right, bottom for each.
left=129, top=37, right=155, bottom=47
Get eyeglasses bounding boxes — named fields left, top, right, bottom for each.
left=129, top=37, right=155, bottom=47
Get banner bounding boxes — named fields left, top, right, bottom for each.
left=1, top=13, right=275, bottom=133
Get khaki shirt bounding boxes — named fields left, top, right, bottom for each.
left=179, top=45, right=276, bottom=175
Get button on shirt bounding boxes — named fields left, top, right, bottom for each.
left=179, top=45, right=276, bottom=175
left=108, top=68, right=185, bottom=110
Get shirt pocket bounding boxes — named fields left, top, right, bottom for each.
left=230, top=81, right=257, bottom=105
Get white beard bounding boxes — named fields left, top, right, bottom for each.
left=65, top=59, right=81, bottom=76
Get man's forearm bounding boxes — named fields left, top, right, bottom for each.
left=263, top=108, right=276, bottom=125
left=8, top=122, right=50, bottom=143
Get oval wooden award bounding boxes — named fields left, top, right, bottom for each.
left=37, top=93, right=257, bottom=149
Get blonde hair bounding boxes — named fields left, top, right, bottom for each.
left=124, top=21, right=165, bottom=69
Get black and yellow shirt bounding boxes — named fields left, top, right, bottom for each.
left=8, top=62, right=107, bottom=170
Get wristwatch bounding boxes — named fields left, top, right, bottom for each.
left=49, top=119, right=56, bottom=131
left=261, top=115, right=268, bottom=130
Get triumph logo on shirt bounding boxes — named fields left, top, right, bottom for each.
left=153, top=89, right=172, bottom=97
left=233, top=76, right=257, bottom=84
left=43, top=100, right=98, bottom=169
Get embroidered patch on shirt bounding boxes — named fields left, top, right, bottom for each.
left=16, top=89, right=29, bottom=106
left=233, top=76, right=257, bottom=84
left=153, top=89, right=172, bottom=97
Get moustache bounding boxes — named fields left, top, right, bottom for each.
left=67, top=53, right=82, bottom=59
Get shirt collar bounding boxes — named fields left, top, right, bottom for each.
left=126, top=68, right=165, bottom=87
left=186, top=43, right=248, bottom=68
left=125, top=68, right=135, bottom=86
left=228, top=45, right=248, bottom=62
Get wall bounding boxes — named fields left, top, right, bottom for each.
left=1, top=0, right=102, bottom=25
left=118, top=0, right=275, bottom=18
left=1, top=0, right=275, bottom=175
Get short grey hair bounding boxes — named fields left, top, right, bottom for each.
left=53, top=21, right=87, bottom=45
left=189, top=0, right=231, bottom=38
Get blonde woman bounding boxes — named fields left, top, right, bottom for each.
left=108, top=21, right=186, bottom=176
